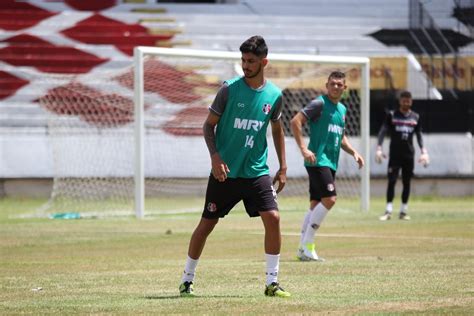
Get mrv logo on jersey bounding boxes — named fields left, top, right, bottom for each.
left=328, top=124, right=343, bottom=135
left=234, top=118, right=264, bottom=131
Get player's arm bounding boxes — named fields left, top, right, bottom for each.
left=341, top=134, right=364, bottom=169
left=270, top=96, right=287, bottom=193
left=203, top=113, right=229, bottom=182
left=271, top=119, right=287, bottom=193
left=204, top=84, right=230, bottom=182
left=291, top=112, right=315, bottom=163
left=375, top=112, right=390, bottom=163
left=415, top=114, right=429, bottom=167
left=290, top=99, right=322, bottom=164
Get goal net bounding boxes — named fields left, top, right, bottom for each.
left=40, top=47, right=369, bottom=218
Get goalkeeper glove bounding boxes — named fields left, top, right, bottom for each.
left=375, top=146, right=385, bottom=164
left=418, top=149, right=430, bottom=167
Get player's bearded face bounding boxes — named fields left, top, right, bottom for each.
left=241, top=54, right=265, bottom=78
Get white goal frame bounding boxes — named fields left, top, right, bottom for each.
left=133, top=46, right=370, bottom=218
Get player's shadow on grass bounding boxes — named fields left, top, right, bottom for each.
left=145, top=294, right=246, bottom=299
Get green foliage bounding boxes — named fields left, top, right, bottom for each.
left=0, top=196, right=473, bottom=314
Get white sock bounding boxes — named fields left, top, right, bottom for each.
left=181, top=255, right=199, bottom=283
left=302, top=203, right=329, bottom=245
left=386, top=202, right=393, bottom=213
left=400, top=203, right=408, bottom=213
left=265, top=253, right=280, bottom=285
left=299, top=208, right=312, bottom=247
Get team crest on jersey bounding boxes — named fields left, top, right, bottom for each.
left=327, top=183, right=335, bottom=192
left=262, top=103, right=272, bottom=114
left=207, top=202, right=217, bottom=213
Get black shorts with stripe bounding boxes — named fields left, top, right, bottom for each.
left=202, top=174, right=278, bottom=219
left=305, top=166, right=337, bottom=201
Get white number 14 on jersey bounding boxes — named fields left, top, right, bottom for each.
left=245, top=135, right=254, bottom=148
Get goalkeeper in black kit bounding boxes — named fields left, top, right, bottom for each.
left=375, top=91, right=429, bottom=221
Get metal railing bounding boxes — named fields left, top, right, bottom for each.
left=409, top=0, right=461, bottom=97
left=453, top=0, right=474, bottom=37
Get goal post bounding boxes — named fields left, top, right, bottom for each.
left=39, top=46, right=369, bottom=218
left=133, top=46, right=370, bottom=218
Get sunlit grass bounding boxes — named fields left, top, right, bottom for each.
left=0, top=196, right=473, bottom=314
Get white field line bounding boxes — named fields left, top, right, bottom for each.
left=250, top=232, right=470, bottom=242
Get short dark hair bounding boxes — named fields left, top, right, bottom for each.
left=328, top=71, right=346, bottom=81
left=239, top=35, right=268, bottom=57
left=399, top=90, right=412, bottom=99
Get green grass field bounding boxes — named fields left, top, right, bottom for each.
left=1, top=196, right=473, bottom=314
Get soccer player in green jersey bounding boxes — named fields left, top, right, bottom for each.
left=179, top=36, right=290, bottom=298
left=291, top=71, right=365, bottom=261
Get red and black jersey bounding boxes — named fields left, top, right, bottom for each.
left=377, top=110, right=424, bottom=159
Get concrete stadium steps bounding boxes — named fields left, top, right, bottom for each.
left=422, top=0, right=465, bottom=23
left=0, top=42, right=130, bottom=60
left=166, top=12, right=411, bottom=56
left=126, top=0, right=409, bottom=18
left=0, top=69, right=206, bottom=128
left=165, top=15, right=383, bottom=36
left=0, top=0, right=470, bottom=130
left=168, top=13, right=410, bottom=28
left=1, top=76, right=135, bottom=97
left=240, top=0, right=463, bottom=31
left=0, top=0, right=430, bottom=63
left=0, top=11, right=57, bottom=31
left=0, top=1, right=57, bottom=31
left=459, top=43, right=474, bottom=56
left=0, top=100, right=50, bottom=127
left=172, top=34, right=410, bottom=56
left=241, top=4, right=409, bottom=18
left=0, top=56, right=132, bottom=74
left=0, top=115, right=48, bottom=128
left=105, top=2, right=250, bottom=15
left=0, top=1, right=183, bottom=45
left=0, top=12, right=179, bottom=29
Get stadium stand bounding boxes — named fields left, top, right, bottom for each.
left=1, top=0, right=471, bottom=114
left=0, top=0, right=473, bottom=195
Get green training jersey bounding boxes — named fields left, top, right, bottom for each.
left=210, top=76, right=283, bottom=178
left=302, top=95, right=346, bottom=171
